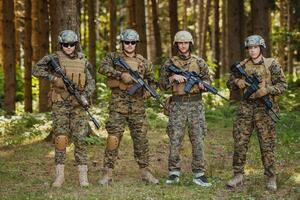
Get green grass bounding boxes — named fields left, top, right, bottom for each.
left=0, top=100, right=299, bottom=199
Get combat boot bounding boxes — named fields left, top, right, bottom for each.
left=266, top=176, right=277, bottom=191
left=99, top=168, right=113, bottom=185
left=226, top=173, right=243, bottom=188
left=52, top=164, right=65, bottom=188
left=78, top=165, right=89, bottom=187
left=140, top=168, right=159, bottom=184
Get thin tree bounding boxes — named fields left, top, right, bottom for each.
left=212, top=0, right=220, bottom=79
left=24, top=0, right=33, bottom=112
left=287, top=2, right=294, bottom=77
left=134, top=0, right=147, bottom=57
left=169, top=0, right=179, bottom=56
left=2, top=0, right=16, bottom=114
left=88, top=0, right=97, bottom=103
left=198, top=0, right=211, bottom=59
left=151, top=0, right=162, bottom=62
left=109, top=0, right=117, bottom=52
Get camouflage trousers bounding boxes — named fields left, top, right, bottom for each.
left=103, top=89, right=149, bottom=169
left=232, top=101, right=276, bottom=177
left=167, top=99, right=207, bottom=173
left=52, top=101, right=89, bottom=165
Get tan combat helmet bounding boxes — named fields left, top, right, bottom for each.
left=120, top=29, right=140, bottom=42
left=244, top=35, right=266, bottom=49
left=173, top=30, right=194, bottom=45
left=58, top=30, right=79, bottom=44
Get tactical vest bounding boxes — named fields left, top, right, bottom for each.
left=51, top=51, right=86, bottom=103
left=171, top=55, right=201, bottom=95
left=241, top=57, right=274, bottom=87
left=107, top=54, right=146, bottom=90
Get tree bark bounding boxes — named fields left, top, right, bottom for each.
left=151, top=0, right=162, bottom=63
left=2, top=0, right=16, bottom=114
left=128, top=0, right=136, bottom=28
left=279, top=0, right=288, bottom=72
left=109, top=0, right=117, bottom=52
left=228, top=0, right=244, bottom=100
left=212, top=0, right=220, bottom=79
left=221, top=0, right=228, bottom=75
left=251, top=0, right=271, bottom=57
left=88, top=0, right=97, bottom=103
left=0, top=0, right=2, bottom=65
left=287, top=2, right=293, bottom=77
left=135, top=0, right=147, bottom=57
left=198, top=0, right=211, bottom=59
left=24, top=0, right=33, bottom=112
left=169, top=0, right=179, bottom=56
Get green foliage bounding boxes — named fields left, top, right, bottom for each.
left=84, top=135, right=106, bottom=146
left=0, top=113, right=51, bottom=146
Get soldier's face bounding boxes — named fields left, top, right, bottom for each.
left=248, top=45, right=261, bottom=59
left=62, top=43, right=76, bottom=55
left=177, top=42, right=190, bottom=54
left=123, top=41, right=136, bottom=54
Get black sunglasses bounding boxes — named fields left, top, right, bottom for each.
left=123, top=41, right=137, bottom=45
left=62, top=43, right=76, bottom=48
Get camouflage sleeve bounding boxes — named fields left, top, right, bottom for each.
left=158, top=59, right=173, bottom=90
left=83, top=61, right=95, bottom=98
left=197, top=58, right=211, bottom=84
left=98, top=53, right=122, bottom=79
left=144, top=59, right=156, bottom=89
left=267, top=60, right=287, bottom=95
left=32, top=54, right=57, bottom=81
left=226, top=73, right=240, bottom=91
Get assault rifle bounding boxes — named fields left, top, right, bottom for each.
left=48, top=57, right=100, bottom=129
left=231, top=62, right=280, bottom=123
left=113, top=57, right=166, bottom=108
left=166, top=64, right=229, bottom=101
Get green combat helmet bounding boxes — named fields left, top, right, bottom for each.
left=244, top=35, right=266, bottom=49
left=58, top=30, right=79, bottom=44
left=120, top=29, right=140, bottom=42
left=173, top=30, right=194, bottom=45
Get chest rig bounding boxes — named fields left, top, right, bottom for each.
left=171, top=55, right=201, bottom=95
left=107, top=54, right=146, bottom=90
left=242, top=57, right=274, bottom=87
left=51, top=51, right=86, bottom=102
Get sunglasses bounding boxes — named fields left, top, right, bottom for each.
left=123, top=41, right=137, bottom=45
left=62, top=43, right=76, bottom=48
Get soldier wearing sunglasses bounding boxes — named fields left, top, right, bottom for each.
left=32, top=30, right=95, bottom=188
left=98, top=29, right=159, bottom=185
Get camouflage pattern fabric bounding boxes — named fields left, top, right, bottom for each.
left=32, top=51, right=95, bottom=165
left=159, top=55, right=211, bottom=174
left=227, top=57, right=287, bottom=177
left=98, top=52, right=154, bottom=169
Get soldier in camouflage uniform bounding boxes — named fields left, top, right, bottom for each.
left=226, top=35, right=287, bottom=191
left=159, top=30, right=212, bottom=187
left=98, top=29, right=158, bottom=185
left=32, top=30, right=95, bottom=187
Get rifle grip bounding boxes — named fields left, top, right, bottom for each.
left=128, top=83, right=143, bottom=95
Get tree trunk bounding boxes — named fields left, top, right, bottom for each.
left=151, top=0, right=162, bottom=63
left=135, top=0, right=147, bottom=57
left=14, top=0, right=22, bottom=66
left=169, top=0, right=179, bottom=56
left=198, top=0, right=211, bottom=59
left=251, top=0, right=271, bottom=57
left=212, top=0, right=220, bottom=80
left=221, top=0, right=228, bottom=75
left=109, top=0, right=117, bottom=52
left=24, top=0, right=33, bottom=112
left=2, top=0, right=16, bottom=114
left=287, top=2, right=293, bottom=78
left=228, top=0, right=244, bottom=100
left=183, top=0, right=189, bottom=30
left=88, top=0, right=97, bottom=103
left=128, top=0, right=136, bottom=28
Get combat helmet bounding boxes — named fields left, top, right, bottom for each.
left=244, top=35, right=266, bottom=49
left=173, top=30, right=194, bottom=45
left=120, top=29, right=140, bottom=42
left=58, top=30, right=79, bottom=44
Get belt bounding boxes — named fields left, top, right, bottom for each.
left=172, top=93, right=202, bottom=102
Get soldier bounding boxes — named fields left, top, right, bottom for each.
left=32, top=30, right=95, bottom=187
left=226, top=35, right=287, bottom=191
left=159, top=30, right=212, bottom=187
left=98, top=29, right=159, bottom=185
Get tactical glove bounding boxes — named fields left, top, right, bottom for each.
left=121, top=72, right=133, bottom=84
left=234, top=78, right=249, bottom=89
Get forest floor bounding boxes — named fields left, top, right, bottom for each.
left=0, top=102, right=299, bottom=199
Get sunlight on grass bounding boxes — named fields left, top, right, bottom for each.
left=292, top=172, right=300, bottom=184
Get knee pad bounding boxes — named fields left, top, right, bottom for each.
left=55, top=135, right=68, bottom=151
left=106, top=135, right=119, bottom=151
